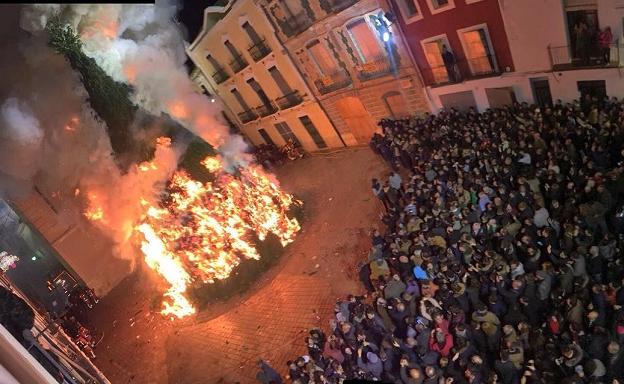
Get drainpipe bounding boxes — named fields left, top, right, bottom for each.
left=259, top=3, right=347, bottom=147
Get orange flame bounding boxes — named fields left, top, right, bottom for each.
left=136, top=154, right=301, bottom=318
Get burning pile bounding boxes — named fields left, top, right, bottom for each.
left=87, top=139, right=301, bottom=318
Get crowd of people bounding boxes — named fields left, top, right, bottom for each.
left=275, top=96, right=624, bottom=384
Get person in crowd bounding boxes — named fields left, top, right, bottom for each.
left=285, top=99, right=624, bottom=384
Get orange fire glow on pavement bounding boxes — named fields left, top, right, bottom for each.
left=85, top=140, right=301, bottom=318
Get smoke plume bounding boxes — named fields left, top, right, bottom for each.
left=3, top=1, right=254, bottom=273
left=19, top=1, right=251, bottom=169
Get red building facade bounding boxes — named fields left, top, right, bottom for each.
left=390, top=0, right=513, bottom=88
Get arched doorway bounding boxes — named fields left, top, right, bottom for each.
left=335, top=96, right=379, bottom=144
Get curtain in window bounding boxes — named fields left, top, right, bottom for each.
left=347, top=20, right=384, bottom=63
left=462, top=29, right=493, bottom=74
left=308, top=41, right=339, bottom=76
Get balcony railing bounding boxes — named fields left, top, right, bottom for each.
left=420, top=55, right=499, bottom=87
left=254, top=101, right=279, bottom=117
left=248, top=39, right=272, bottom=62
left=211, top=67, right=230, bottom=84
left=283, top=11, right=313, bottom=37
left=229, top=54, right=249, bottom=73
left=328, top=0, right=358, bottom=13
left=315, top=70, right=353, bottom=95
left=548, top=43, right=620, bottom=71
left=276, top=90, right=304, bottom=110
left=357, top=56, right=393, bottom=81
left=238, top=109, right=258, bottom=123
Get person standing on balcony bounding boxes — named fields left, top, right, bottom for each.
left=599, top=26, right=613, bottom=65
left=442, top=45, right=458, bottom=83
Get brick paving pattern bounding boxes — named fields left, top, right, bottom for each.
left=166, top=275, right=336, bottom=384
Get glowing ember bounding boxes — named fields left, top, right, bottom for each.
left=85, top=192, right=104, bottom=221
left=136, top=155, right=301, bottom=317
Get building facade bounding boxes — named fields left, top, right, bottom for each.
left=391, top=0, right=624, bottom=111
left=187, top=0, right=346, bottom=152
left=258, top=0, right=430, bottom=145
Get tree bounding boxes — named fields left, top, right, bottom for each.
left=45, top=19, right=216, bottom=176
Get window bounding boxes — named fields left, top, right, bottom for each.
left=231, top=88, right=251, bottom=111
left=396, top=0, right=422, bottom=23
left=307, top=40, right=340, bottom=76
left=258, top=128, right=276, bottom=146
left=247, top=78, right=272, bottom=106
left=298, top=116, right=327, bottom=149
left=275, top=122, right=301, bottom=146
left=425, top=0, right=455, bottom=14
left=382, top=91, right=409, bottom=119
left=242, top=22, right=262, bottom=45
left=420, top=35, right=458, bottom=84
left=346, top=19, right=385, bottom=63
left=268, top=66, right=293, bottom=95
left=457, top=24, right=497, bottom=76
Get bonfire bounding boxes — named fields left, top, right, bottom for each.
left=86, top=139, right=301, bottom=318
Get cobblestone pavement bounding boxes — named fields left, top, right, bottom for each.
left=166, top=276, right=335, bottom=384
left=88, top=147, right=388, bottom=384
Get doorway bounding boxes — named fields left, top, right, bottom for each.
left=578, top=80, right=606, bottom=101
left=485, top=87, right=516, bottom=109
left=335, top=96, right=379, bottom=144
left=530, top=78, right=553, bottom=107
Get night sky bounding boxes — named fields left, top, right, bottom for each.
left=178, top=0, right=219, bottom=44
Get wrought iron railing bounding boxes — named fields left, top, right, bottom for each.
left=248, top=39, right=272, bottom=62
left=357, top=56, right=393, bottom=81
left=229, top=54, right=249, bottom=73
left=328, top=0, right=357, bottom=12
left=283, top=12, right=313, bottom=37
left=254, top=101, right=279, bottom=117
left=314, top=70, right=353, bottom=94
left=420, top=55, right=498, bottom=86
left=276, top=90, right=304, bottom=110
left=238, top=109, right=258, bottom=123
left=211, top=67, right=230, bottom=84
left=548, top=43, right=620, bottom=70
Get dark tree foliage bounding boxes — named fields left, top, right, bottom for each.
left=45, top=19, right=217, bottom=173
left=46, top=20, right=140, bottom=165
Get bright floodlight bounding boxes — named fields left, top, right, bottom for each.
left=382, top=32, right=390, bottom=42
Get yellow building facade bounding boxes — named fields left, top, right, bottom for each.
left=187, top=0, right=347, bottom=152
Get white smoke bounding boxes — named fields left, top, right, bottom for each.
left=11, top=2, right=256, bottom=272
left=0, top=98, right=44, bottom=181
left=19, top=1, right=246, bottom=166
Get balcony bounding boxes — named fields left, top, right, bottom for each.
left=357, top=56, right=393, bottom=81
left=276, top=90, right=304, bottom=110
left=211, top=67, right=230, bottom=84
left=420, top=55, right=499, bottom=87
left=549, top=43, right=620, bottom=71
left=282, top=12, right=313, bottom=37
left=327, top=0, right=357, bottom=13
left=238, top=109, right=258, bottom=123
left=254, top=101, right=279, bottom=117
left=314, top=70, right=353, bottom=95
left=229, top=54, right=249, bottom=73
left=248, top=39, right=272, bottom=62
